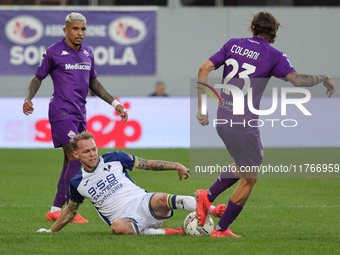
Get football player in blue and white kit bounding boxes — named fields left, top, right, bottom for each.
left=37, top=131, right=233, bottom=235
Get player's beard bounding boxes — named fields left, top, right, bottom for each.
left=73, top=41, right=82, bottom=47
left=72, top=38, right=83, bottom=48
left=82, top=158, right=98, bottom=171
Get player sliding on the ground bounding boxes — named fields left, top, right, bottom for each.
left=37, top=131, right=235, bottom=235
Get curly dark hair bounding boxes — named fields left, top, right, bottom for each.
left=250, top=12, right=281, bottom=44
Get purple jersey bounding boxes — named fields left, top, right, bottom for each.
left=36, top=38, right=97, bottom=122
left=209, top=36, right=296, bottom=128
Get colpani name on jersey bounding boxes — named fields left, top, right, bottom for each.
left=65, top=63, right=91, bottom=71
left=231, top=45, right=260, bottom=60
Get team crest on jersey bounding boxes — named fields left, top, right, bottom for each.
left=83, top=50, right=89, bottom=57
left=122, top=152, right=134, bottom=160
left=104, top=165, right=112, bottom=172
left=67, top=130, right=76, bottom=139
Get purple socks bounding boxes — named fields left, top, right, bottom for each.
left=64, top=160, right=82, bottom=202
left=52, top=164, right=67, bottom=208
left=52, top=160, right=82, bottom=207
left=216, top=199, right=244, bottom=231
left=207, top=165, right=239, bottom=202
left=206, top=166, right=242, bottom=232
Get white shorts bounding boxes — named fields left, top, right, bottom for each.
left=119, top=193, right=173, bottom=233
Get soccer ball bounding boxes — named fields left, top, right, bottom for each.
left=183, top=211, right=214, bottom=236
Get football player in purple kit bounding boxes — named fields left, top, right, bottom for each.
left=23, top=12, right=128, bottom=223
left=195, top=12, right=335, bottom=237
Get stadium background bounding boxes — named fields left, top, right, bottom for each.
left=0, top=0, right=339, bottom=149
left=0, top=2, right=339, bottom=254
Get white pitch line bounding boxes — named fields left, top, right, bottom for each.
left=245, top=205, right=340, bottom=208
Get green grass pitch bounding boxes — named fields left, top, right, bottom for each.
left=0, top=148, right=339, bottom=255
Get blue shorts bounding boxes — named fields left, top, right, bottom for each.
left=216, top=126, right=263, bottom=167
left=50, top=120, right=86, bottom=148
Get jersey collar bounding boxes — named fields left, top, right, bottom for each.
left=61, top=38, right=83, bottom=51
left=250, top=36, right=269, bottom=45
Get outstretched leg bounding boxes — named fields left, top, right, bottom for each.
left=111, top=218, right=182, bottom=235
left=151, top=193, right=224, bottom=217
left=196, top=163, right=240, bottom=226
left=214, top=177, right=257, bottom=233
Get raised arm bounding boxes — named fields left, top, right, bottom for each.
left=286, top=72, right=335, bottom=98
left=89, top=78, right=128, bottom=122
left=23, top=76, right=43, bottom=115
left=37, top=201, right=80, bottom=233
left=135, top=157, right=190, bottom=182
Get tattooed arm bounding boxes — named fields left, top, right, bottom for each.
left=89, top=78, right=114, bottom=104
left=37, top=201, right=80, bottom=233
left=23, top=76, right=43, bottom=115
left=50, top=201, right=80, bottom=232
left=286, top=72, right=335, bottom=98
left=89, top=78, right=128, bottom=122
left=135, top=157, right=190, bottom=182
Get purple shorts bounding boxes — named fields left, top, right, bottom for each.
left=216, top=126, right=263, bottom=167
left=50, top=119, right=86, bottom=148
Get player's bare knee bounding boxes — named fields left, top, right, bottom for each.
left=150, top=193, right=171, bottom=218
left=151, top=193, right=168, bottom=208
left=249, top=177, right=258, bottom=186
left=240, top=177, right=257, bottom=188
left=158, top=193, right=169, bottom=208
left=244, top=177, right=257, bottom=186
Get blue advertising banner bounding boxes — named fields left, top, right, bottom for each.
left=0, top=9, right=156, bottom=75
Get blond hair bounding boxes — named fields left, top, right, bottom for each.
left=65, top=12, right=87, bottom=26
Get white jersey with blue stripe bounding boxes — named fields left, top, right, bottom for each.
left=70, top=151, right=147, bottom=225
